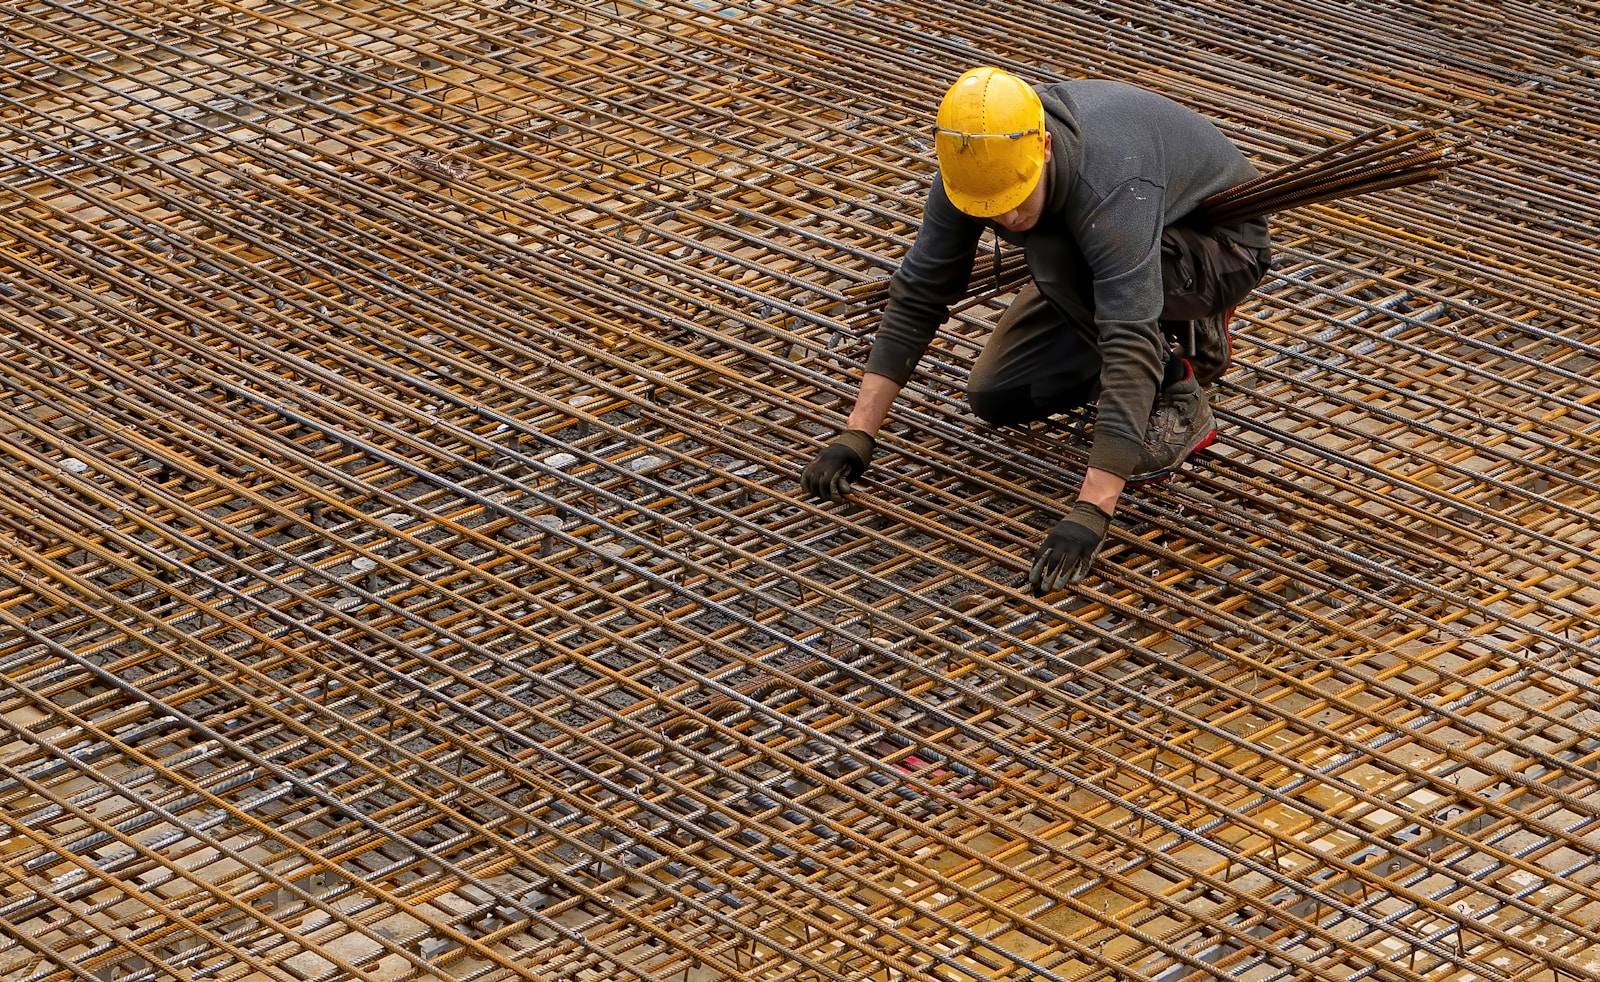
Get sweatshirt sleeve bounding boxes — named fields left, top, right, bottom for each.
left=863, top=179, right=984, bottom=386
left=1079, top=177, right=1169, bottom=479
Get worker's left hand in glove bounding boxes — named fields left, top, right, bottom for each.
left=800, top=429, right=875, bottom=502
left=1027, top=500, right=1112, bottom=594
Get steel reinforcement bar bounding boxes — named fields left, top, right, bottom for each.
left=0, top=2, right=1597, bottom=981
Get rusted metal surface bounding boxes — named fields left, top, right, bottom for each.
left=0, top=1, right=1596, bottom=981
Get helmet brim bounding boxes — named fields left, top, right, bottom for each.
left=941, top=158, right=1044, bottom=219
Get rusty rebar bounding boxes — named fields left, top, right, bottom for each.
left=0, top=2, right=1597, bottom=982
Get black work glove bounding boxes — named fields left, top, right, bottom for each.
left=1027, top=500, right=1112, bottom=594
left=801, top=430, right=875, bottom=502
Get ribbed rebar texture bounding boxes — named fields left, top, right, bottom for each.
left=2, top=2, right=1598, bottom=981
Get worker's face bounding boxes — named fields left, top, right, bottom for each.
left=995, top=133, right=1053, bottom=233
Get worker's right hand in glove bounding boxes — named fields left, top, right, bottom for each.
left=800, top=429, right=875, bottom=502
left=1027, top=500, right=1112, bottom=594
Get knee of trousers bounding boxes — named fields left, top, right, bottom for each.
left=966, top=384, right=1044, bottom=427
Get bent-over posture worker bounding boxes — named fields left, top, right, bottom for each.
left=802, top=67, right=1272, bottom=592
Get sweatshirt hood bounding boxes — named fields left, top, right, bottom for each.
left=1036, top=83, right=1083, bottom=216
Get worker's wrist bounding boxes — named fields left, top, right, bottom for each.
left=832, top=429, right=877, bottom=462
left=1065, top=500, right=1112, bottom=537
left=845, top=372, right=902, bottom=436
left=844, top=414, right=882, bottom=437
left=1078, top=467, right=1125, bottom=515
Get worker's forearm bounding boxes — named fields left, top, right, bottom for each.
left=1078, top=467, right=1126, bottom=515
left=845, top=372, right=903, bottom=436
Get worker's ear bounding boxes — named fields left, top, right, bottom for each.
left=1042, top=131, right=1052, bottom=163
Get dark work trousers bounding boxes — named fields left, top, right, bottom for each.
left=966, top=224, right=1270, bottom=426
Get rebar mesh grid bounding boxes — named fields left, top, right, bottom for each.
left=1, top=2, right=1597, bottom=981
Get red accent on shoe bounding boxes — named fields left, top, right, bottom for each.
left=1124, top=426, right=1219, bottom=487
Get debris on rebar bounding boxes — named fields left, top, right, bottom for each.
left=401, top=150, right=473, bottom=182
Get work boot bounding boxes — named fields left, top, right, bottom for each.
left=1126, top=360, right=1218, bottom=486
left=1180, top=304, right=1236, bottom=386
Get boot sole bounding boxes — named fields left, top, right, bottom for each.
left=1125, top=427, right=1219, bottom=487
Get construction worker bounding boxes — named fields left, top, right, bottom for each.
left=802, top=67, right=1271, bottom=593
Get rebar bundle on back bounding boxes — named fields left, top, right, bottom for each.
left=1196, top=124, right=1471, bottom=226
left=847, top=124, right=1472, bottom=315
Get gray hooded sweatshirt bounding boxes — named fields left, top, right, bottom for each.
left=866, top=79, right=1270, bottom=479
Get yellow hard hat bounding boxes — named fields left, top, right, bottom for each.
left=933, top=67, right=1047, bottom=218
